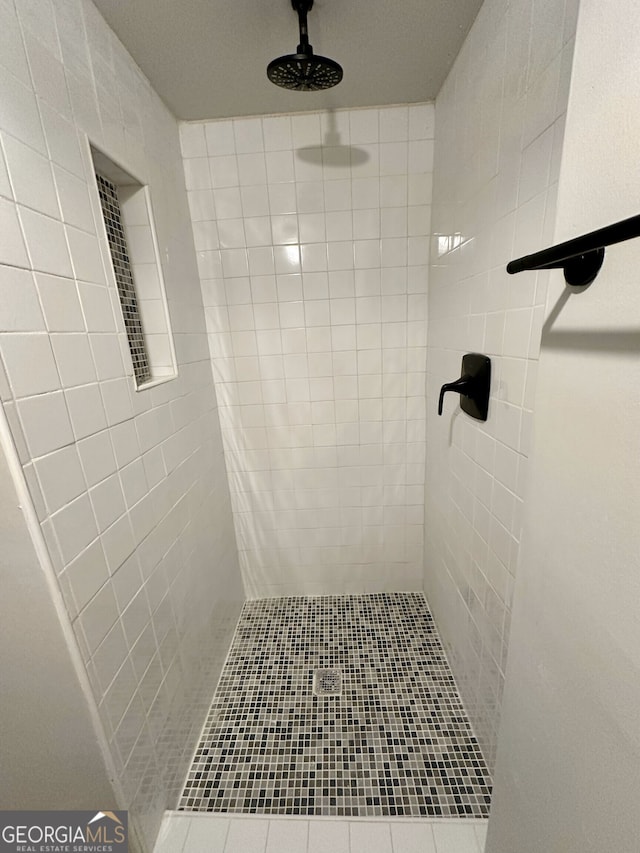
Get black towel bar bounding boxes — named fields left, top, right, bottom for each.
left=506, top=213, right=640, bottom=287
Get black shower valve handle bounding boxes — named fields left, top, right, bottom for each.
left=437, top=353, right=491, bottom=421
left=438, top=375, right=473, bottom=416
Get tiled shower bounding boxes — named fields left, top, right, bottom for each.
left=0, top=0, right=595, bottom=851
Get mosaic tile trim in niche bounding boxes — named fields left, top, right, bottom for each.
left=95, top=172, right=151, bottom=385
left=179, top=592, right=492, bottom=817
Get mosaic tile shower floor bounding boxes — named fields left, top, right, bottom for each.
left=179, top=593, right=492, bottom=817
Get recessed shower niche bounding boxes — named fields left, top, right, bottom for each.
left=90, top=147, right=177, bottom=389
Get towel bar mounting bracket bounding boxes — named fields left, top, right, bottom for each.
left=545, top=247, right=605, bottom=287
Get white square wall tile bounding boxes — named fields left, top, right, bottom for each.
left=349, top=109, right=379, bottom=143
left=101, top=378, right=133, bottom=427
left=67, top=226, right=105, bottom=284
left=184, top=158, right=212, bottom=191
left=379, top=106, right=409, bottom=142
left=79, top=283, right=116, bottom=333
left=0, top=267, right=45, bottom=333
left=34, top=444, right=86, bottom=514
left=307, top=820, right=349, bottom=853
left=266, top=150, right=295, bottom=184
left=432, top=823, right=482, bottom=853
left=188, top=189, right=217, bottom=223
left=153, top=815, right=191, bottom=853
left=211, top=155, right=240, bottom=189
left=39, top=104, right=84, bottom=178
left=380, top=142, right=408, bottom=176
left=0, top=64, right=46, bottom=155
left=92, top=620, right=129, bottom=696
left=180, top=123, right=207, bottom=159
left=15, top=0, right=61, bottom=59
left=474, top=823, right=487, bottom=851
left=262, top=116, right=293, bottom=152
left=0, top=197, right=30, bottom=268
left=77, top=575, right=119, bottom=655
left=19, top=207, right=73, bottom=277
left=17, top=390, right=74, bottom=457
left=224, top=818, right=268, bottom=853
left=100, top=514, right=136, bottom=574
left=63, top=538, right=110, bottom=615
left=409, top=103, right=435, bottom=139
left=120, top=587, right=152, bottom=648
left=390, top=822, right=437, bottom=853
left=0, top=0, right=31, bottom=85
left=50, top=492, right=98, bottom=565
left=110, top=419, right=140, bottom=468
left=0, top=333, right=59, bottom=397
left=205, top=121, right=236, bottom=156
left=90, top=334, right=125, bottom=381
left=110, top=552, right=143, bottom=612
left=349, top=822, right=392, bottom=853
left=77, top=429, right=118, bottom=487
left=90, top=472, right=126, bottom=531
left=51, top=333, right=97, bottom=387
left=265, top=819, right=308, bottom=853
left=184, top=817, right=229, bottom=852
left=237, top=154, right=267, bottom=187
left=36, top=273, right=84, bottom=331
left=233, top=118, right=264, bottom=154
left=2, top=133, right=59, bottom=217
left=292, top=113, right=322, bottom=147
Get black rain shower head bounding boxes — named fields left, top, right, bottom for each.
left=267, top=0, right=343, bottom=91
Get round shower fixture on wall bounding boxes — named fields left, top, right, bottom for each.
left=267, top=0, right=343, bottom=91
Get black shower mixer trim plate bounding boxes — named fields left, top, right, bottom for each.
left=438, top=353, right=491, bottom=422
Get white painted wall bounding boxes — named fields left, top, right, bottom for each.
left=487, top=0, right=640, bottom=849
left=0, top=1, right=243, bottom=849
left=181, top=105, right=433, bottom=597
left=425, top=0, right=578, bottom=769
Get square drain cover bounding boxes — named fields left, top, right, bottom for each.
left=313, top=668, right=342, bottom=696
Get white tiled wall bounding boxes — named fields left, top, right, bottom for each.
left=155, top=814, right=488, bottom=853
left=181, top=104, right=434, bottom=597
left=424, top=0, right=579, bottom=770
left=0, top=1, right=243, bottom=850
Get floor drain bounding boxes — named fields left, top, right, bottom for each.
left=313, top=668, right=342, bottom=696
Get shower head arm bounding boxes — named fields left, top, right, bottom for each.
left=292, top=0, right=314, bottom=55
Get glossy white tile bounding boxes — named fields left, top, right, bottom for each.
left=390, top=822, right=437, bottom=853
left=350, top=822, right=392, bottom=853
left=2, top=134, right=59, bottom=217
left=0, top=197, right=30, bottom=268
left=224, top=819, right=269, bottom=853
left=19, top=207, right=73, bottom=277
left=308, top=820, right=349, bottom=853
left=432, top=823, right=482, bottom=853
left=265, top=819, right=308, bottom=853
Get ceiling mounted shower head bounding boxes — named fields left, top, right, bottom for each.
left=267, top=0, right=343, bottom=91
